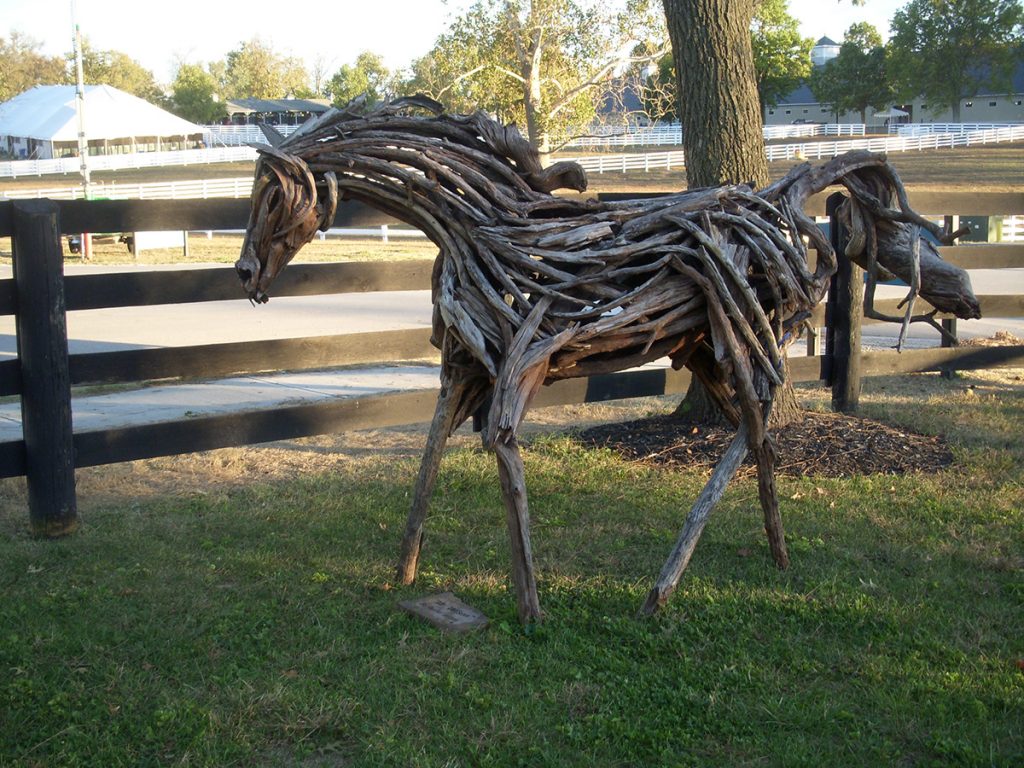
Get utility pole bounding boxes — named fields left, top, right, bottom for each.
left=71, top=0, right=92, bottom=259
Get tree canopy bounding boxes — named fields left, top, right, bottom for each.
left=76, top=39, right=166, bottom=104
left=888, top=0, right=1024, bottom=121
left=809, top=23, right=892, bottom=124
left=407, top=0, right=666, bottom=149
left=750, top=0, right=813, bottom=117
left=0, top=32, right=66, bottom=103
left=169, top=63, right=226, bottom=124
left=222, top=38, right=312, bottom=101
left=328, top=52, right=395, bottom=107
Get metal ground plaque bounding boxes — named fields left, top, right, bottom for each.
left=399, top=592, right=489, bottom=633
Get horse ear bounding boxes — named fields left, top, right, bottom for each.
left=258, top=123, right=287, bottom=148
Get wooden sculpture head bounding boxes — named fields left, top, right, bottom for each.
left=236, top=145, right=338, bottom=303
left=236, top=96, right=593, bottom=304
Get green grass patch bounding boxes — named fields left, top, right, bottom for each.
left=2, top=376, right=1023, bottom=766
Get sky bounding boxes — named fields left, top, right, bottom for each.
left=2, top=0, right=910, bottom=86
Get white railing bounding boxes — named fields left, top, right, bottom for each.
left=764, top=123, right=866, bottom=139
left=197, top=225, right=428, bottom=242
left=0, top=146, right=258, bottom=179
left=566, top=123, right=866, bottom=149
left=0, top=176, right=256, bottom=200
left=566, top=125, right=1024, bottom=173
left=1003, top=216, right=1024, bottom=243
left=4, top=125, right=1022, bottom=201
left=203, top=124, right=301, bottom=146
left=894, top=122, right=1022, bottom=136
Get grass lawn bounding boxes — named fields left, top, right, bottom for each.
left=1, top=370, right=1022, bottom=766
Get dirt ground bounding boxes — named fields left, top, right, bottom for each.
left=3, top=362, right=1021, bottom=520
left=575, top=409, right=955, bottom=479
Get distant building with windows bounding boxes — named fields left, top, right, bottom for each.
left=764, top=40, right=1024, bottom=127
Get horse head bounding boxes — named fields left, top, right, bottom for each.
left=235, top=144, right=338, bottom=303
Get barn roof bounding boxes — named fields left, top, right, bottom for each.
left=225, top=98, right=331, bottom=115
left=0, top=84, right=202, bottom=142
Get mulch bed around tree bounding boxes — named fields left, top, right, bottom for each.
left=574, top=410, right=954, bottom=478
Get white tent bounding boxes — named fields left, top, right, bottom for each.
left=0, top=84, right=202, bottom=160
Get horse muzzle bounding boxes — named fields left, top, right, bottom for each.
left=235, top=249, right=269, bottom=304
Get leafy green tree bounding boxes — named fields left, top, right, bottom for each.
left=223, top=38, right=311, bottom=99
left=77, top=39, right=165, bottom=103
left=169, top=63, right=225, bottom=123
left=280, top=55, right=314, bottom=98
left=888, top=0, right=1024, bottom=121
left=328, top=51, right=394, bottom=106
left=0, top=31, right=66, bottom=102
left=406, top=0, right=666, bottom=149
left=636, top=0, right=811, bottom=126
left=809, top=23, right=892, bottom=124
left=751, top=0, right=813, bottom=118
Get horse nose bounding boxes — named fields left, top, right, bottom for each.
left=236, top=264, right=252, bottom=283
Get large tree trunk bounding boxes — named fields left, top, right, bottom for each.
left=662, top=0, right=769, bottom=189
left=662, top=0, right=800, bottom=426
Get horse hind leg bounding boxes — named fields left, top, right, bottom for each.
left=752, top=426, right=789, bottom=569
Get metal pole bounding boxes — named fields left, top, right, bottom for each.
left=71, top=0, right=92, bottom=259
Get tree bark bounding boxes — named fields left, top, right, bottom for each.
left=663, top=0, right=795, bottom=425
left=672, top=353, right=801, bottom=427
left=661, top=0, right=769, bottom=188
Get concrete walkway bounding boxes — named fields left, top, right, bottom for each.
left=1, top=265, right=1019, bottom=445
left=0, top=365, right=443, bottom=444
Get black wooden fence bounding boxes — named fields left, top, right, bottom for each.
left=2, top=191, right=1023, bottom=535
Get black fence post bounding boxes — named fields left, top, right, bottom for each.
left=824, top=192, right=863, bottom=413
left=11, top=200, right=78, bottom=536
left=939, top=214, right=959, bottom=380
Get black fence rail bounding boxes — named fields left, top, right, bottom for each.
left=2, top=191, right=1023, bottom=535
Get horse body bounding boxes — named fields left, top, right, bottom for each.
left=238, top=99, right=979, bottom=622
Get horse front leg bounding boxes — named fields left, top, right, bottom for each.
left=397, top=376, right=475, bottom=585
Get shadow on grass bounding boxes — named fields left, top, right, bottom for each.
left=1, top=426, right=1021, bottom=766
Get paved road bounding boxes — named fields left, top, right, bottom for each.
left=0, top=263, right=1020, bottom=440
left=2, top=264, right=1020, bottom=358
left=0, top=262, right=432, bottom=358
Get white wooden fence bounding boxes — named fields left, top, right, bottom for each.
left=0, top=146, right=257, bottom=179
left=566, top=125, right=1024, bottom=173
left=565, top=122, right=865, bottom=149
left=894, top=122, right=1022, bottom=136
left=0, top=177, right=256, bottom=200
left=203, top=124, right=301, bottom=146
left=3, top=125, right=1022, bottom=197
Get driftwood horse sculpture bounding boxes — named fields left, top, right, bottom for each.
left=236, top=97, right=980, bottom=623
